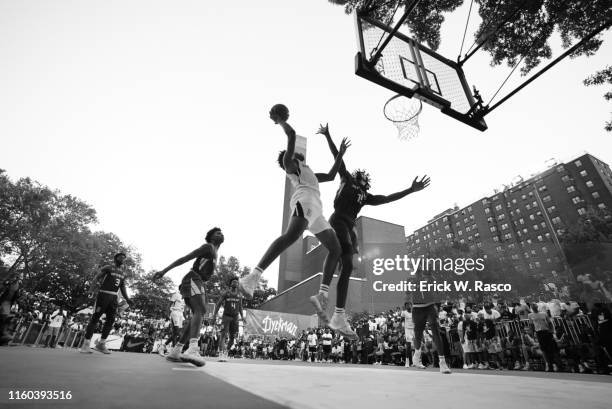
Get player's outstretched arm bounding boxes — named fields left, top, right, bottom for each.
left=316, top=138, right=351, bottom=182
left=365, top=175, right=430, bottom=206
left=152, top=245, right=212, bottom=280
left=317, top=123, right=351, bottom=180
left=276, top=120, right=299, bottom=174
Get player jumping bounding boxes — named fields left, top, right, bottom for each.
left=317, top=123, right=430, bottom=338
left=239, top=105, right=349, bottom=328
left=213, top=276, right=244, bottom=362
left=153, top=227, right=224, bottom=367
left=80, top=252, right=133, bottom=354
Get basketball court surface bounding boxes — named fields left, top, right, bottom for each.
left=2, top=347, right=611, bottom=409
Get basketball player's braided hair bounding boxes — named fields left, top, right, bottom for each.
left=352, top=169, right=371, bottom=190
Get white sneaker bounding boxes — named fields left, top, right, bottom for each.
left=405, top=361, right=411, bottom=368
left=477, top=363, right=485, bottom=370
left=412, top=350, right=425, bottom=369
left=180, top=346, right=206, bottom=367
left=439, top=356, right=452, bottom=374
left=329, top=313, right=357, bottom=340
left=166, top=345, right=182, bottom=362
left=219, top=351, right=227, bottom=362
left=239, top=271, right=261, bottom=299
left=158, top=346, right=166, bottom=356
left=309, top=293, right=330, bottom=326
left=463, top=364, right=469, bottom=369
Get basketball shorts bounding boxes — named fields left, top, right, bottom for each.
left=179, top=271, right=206, bottom=302
left=329, top=213, right=359, bottom=254
left=170, top=311, right=184, bottom=328
left=292, top=201, right=331, bottom=235
left=308, top=346, right=317, bottom=353
left=93, top=292, right=118, bottom=322
left=323, top=345, right=332, bottom=354
left=222, top=315, right=239, bottom=335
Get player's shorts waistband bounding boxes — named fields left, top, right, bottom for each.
left=330, top=212, right=356, bottom=227
left=99, top=290, right=118, bottom=296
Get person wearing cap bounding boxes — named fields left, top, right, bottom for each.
left=213, top=275, right=244, bottom=362
left=80, top=252, right=133, bottom=354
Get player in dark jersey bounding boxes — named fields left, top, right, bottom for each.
left=213, top=276, right=244, bottom=361
left=317, top=124, right=430, bottom=338
left=80, top=252, right=133, bottom=354
left=153, top=227, right=224, bottom=367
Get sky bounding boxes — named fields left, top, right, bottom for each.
left=1, top=0, right=611, bottom=291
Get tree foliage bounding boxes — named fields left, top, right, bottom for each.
left=0, top=169, right=144, bottom=313
left=584, top=65, right=612, bottom=131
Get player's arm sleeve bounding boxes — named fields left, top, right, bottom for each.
left=119, top=280, right=130, bottom=302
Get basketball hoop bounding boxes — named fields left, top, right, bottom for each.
left=383, top=94, right=422, bottom=141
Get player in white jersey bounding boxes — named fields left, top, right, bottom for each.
left=240, top=105, right=349, bottom=325
left=160, top=292, right=185, bottom=355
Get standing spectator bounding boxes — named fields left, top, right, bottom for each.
left=401, top=302, right=414, bottom=367
left=528, top=304, right=559, bottom=372
left=321, top=328, right=332, bottom=362
left=46, top=306, right=66, bottom=348
left=307, top=330, right=318, bottom=362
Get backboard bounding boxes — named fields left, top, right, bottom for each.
left=354, top=12, right=487, bottom=131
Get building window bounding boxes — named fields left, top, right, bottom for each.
left=567, top=186, right=576, bottom=193
left=484, top=208, right=490, bottom=214
left=542, top=246, right=548, bottom=253
left=586, top=180, right=594, bottom=188
left=529, top=214, right=535, bottom=220
left=516, top=208, right=521, bottom=214
left=592, top=191, right=600, bottom=199
left=580, top=170, right=587, bottom=177
left=468, top=206, right=472, bottom=212
left=501, top=223, right=509, bottom=230
left=504, top=233, right=512, bottom=240
left=561, top=175, right=570, bottom=182
left=598, top=203, right=607, bottom=209
left=547, top=206, right=556, bottom=213
left=578, top=208, right=587, bottom=215
left=533, top=225, right=539, bottom=231
left=458, top=230, right=463, bottom=236
left=443, top=216, right=448, bottom=222
left=538, top=236, right=544, bottom=242
left=490, top=226, right=497, bottom=232
left=538, top=185, right=547, bottom=192
left=526, top=204, right=531, bottom=210
left=496, top=246, right=503, bottom=252
left=495, top=204, right=502, bottom=211
left=535, top=261, right=541, bottom=268
left=477, top=242, right=483, bottom=248
left=574, top=160, right=582, bottom=167
left=493, top=236, right=499, bottom=242
left=572, top=197, right=581, bottom=204
left=552, top=217, right=562, bottom=225
left=498, top=214, right=505, bottom=221
left=540, top=222, right=546, bottom=228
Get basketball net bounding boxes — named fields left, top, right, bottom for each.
left=383, top=94, right=422, bottom=141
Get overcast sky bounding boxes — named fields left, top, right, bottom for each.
left=1, top=0, right=611, bottom=290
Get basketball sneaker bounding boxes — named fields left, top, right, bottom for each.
left=180, top=346, right=206, bottom=367
left=412, top=350, right=425, bottom=369
left=218, top=351, right=227, bottom=362
left=239, top=271, right=261, bottom=299
left=309, top=293, right=330, bottom=326
left=439, top=356, right=452, bottom=374
left=165, top=345, right=182, bottom=362
left=329, top=313, right=357, bottom=340
left=94, top=340, right=111, bottom=354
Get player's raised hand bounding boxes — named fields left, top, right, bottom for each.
left=152, top=270, right=165, bottom=281
left=316, top=123, right=329, bottom=136
left=339, top=137, right=351, bottom=155
left=411, top=175, right=431, bottom=192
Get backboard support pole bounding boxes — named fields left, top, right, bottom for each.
left=367, top=0, right=421, bottom=68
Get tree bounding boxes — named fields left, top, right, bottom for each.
left=584, top=66, right=612, bottom=131
left=131, top=272, right=175, bottom=319
left=0, top=169, right=145, bottom=313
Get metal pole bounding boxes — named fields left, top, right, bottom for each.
left=484, top=18, right=612, bottom=115
left=369, top=0, right=421, bottom=68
